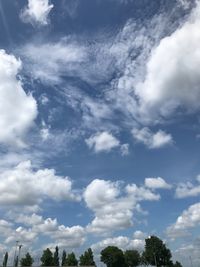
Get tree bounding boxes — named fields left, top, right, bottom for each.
left=20, top=252, right=34, bottom=266
left=41, top=248, right=54, bottom=266
left=53, top=246, right=59, bottom=266
left=61, top=250, right=66, bottom=266
left=124, top=250, right=140, bottom=267
left=65, top=252, right=78, bottom=266
left=143, top=236, right=172, bottom=267
left=3, top=252, right=8, bottom=267
left=173, top=261, right=183, bottom=267
left=79, top=248, right=96, bottom=266
left=101, top=246, right=127, bottom=267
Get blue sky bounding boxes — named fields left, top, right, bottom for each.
left=0, top=0, right=200, bottom=266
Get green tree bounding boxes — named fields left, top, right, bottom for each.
left=65, top=252, right=78, bottom=266
left=124, top=250, right=140, bottom=267
left=173, top=261, right=183, bottom=267
left=53, top=246, right=59, bottom=266
left=61, top=250, right=66, bottom=266
left=41, top=248, right=54, bottom=266
left=101, top=246, right=127, bottom=267
left=20, top=252, right=34, bottom=266
left=79, top=248, right=96, bottom=266
left=3, top=252, right=8, bottom=267
left=143, top=236, right=172, bottom=267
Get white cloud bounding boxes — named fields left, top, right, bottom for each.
left=85, top=132, right=120, bottom=153
left=18, top=41, right=87, bottom=84
left=20, top=0, right=54, bottom=26
left=91, top=235, right=145, bottom=253
left=167, top=202, right=200, bottom=239
left=135, top=2, right=200, bottom=120
left=132, top=127, right=173, bottom=149
left=120, top=143, right=130, bottom=156
left=175, top=175, right=200, bottom=198
left=84, top=179, right=160, bottom=234
left=145, top=177, right=172, bottom=189
left=0, top=50, right=37, bottom=147
left=0, top=161, right=79, bottom=207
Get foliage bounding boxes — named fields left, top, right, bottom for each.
left=65, top=252, right=78, bottom=266
left=124, top=250, right=140, bottom=267
left=41, top=248, right=54, bottom=266
left=53, top=246, right=59, bottom=266
left=3, top=252, right=8, bottom=267
left=79, top=248, right=96, bottom=266
left=20, top=252, right=34, bottom=267
left=61, top=250, right=67, bottom=266
left=173, top=261, right=183, bottom=267
left=142, top=236, right=172, bottom=267
left=101, top=246, right=127, bottom=267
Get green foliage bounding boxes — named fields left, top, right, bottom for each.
left=3, top=252, right=8, bottom=267
left=41, top=248, right=54, bottom=266
left=61, top=250, right=67, bottom=266
left=20, top=252, right=34, bottom=267
left=124, top=250, right=140, bottom=267
left=53, top=246, right=59, bottom=266
left=65, top=252, right=78, bottom=266
left=79, top=248, right=96, bottom=266
left=143, top=236, right=172, bottom=267
left=101, top=246, right=127, bottom=267
left=173, top=261, right=183, bottom=267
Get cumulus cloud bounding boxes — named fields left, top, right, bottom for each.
left=0, top=50, right=37, bottom=147
left=135, top=2, right=200, bottom=120
left=91, top=235, right=145, bottom=253
left=20, top=0, right=54, bottom=26
left=167, top=202, right=200, bottom=239
left=84, top=179, right=160, bottom=234
left=132, top=127, right=173, bottom=149
left=175, top=176, right=200, bottom=198
left=85, top=132, right=120, bottom=153
left=145, top=177, right=172, bottom=189
left=0, top=161, right=79, bottom=207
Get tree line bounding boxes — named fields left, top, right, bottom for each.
left=1, top=236, right=183, bottom=267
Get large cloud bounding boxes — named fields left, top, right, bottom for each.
left=20, top=0, right=54, bottom=26
left=0, top=161, right=79, bottom=207
left=0, top=50, right=37, bottom=147
left=135, top=1, right=200, bottom=120
left=84, top=179, right=160, bottom=234
left=167, top=202, right=200, bottom=239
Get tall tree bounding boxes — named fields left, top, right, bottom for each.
left=53, top=246, right=59, bottom=266
left=79, top=248, right=96, bottom=266
left=20, top=252, right=34, bottom=266
left=143, top=236, right=172, bottom=267
left=101, top=246, right=127, bottom=267
left=3, top=252, right=8, bottom=267
left=65, top=252, right=78, bottom=266
left=124, top=250, right=140, bottom=267
left=41, top=248, right=54, bottom=266
left=61, top=250, right=66, bottom=266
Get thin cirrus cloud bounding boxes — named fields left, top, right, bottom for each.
left=20, top=0, right=54, bottom=26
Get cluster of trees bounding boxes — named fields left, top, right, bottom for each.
left=1, top=236, right=183, bottom=267
left=18, top=247, right=96, bottom=267
left=101, top=236, right=183, bottom=267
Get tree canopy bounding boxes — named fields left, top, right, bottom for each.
left=41, top=248, right=54, bottom=266
left=101, top=246, right=127, bottom=267
left=79, top=248, right=96, bottom=266
left=65, top=252, right=78, bottom=266
left=124, top=250, right=140, bottom=267
left=20, top=252, right=34, bottom=267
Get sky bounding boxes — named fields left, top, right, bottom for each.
left=0, top=0, right=200, bottom=266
